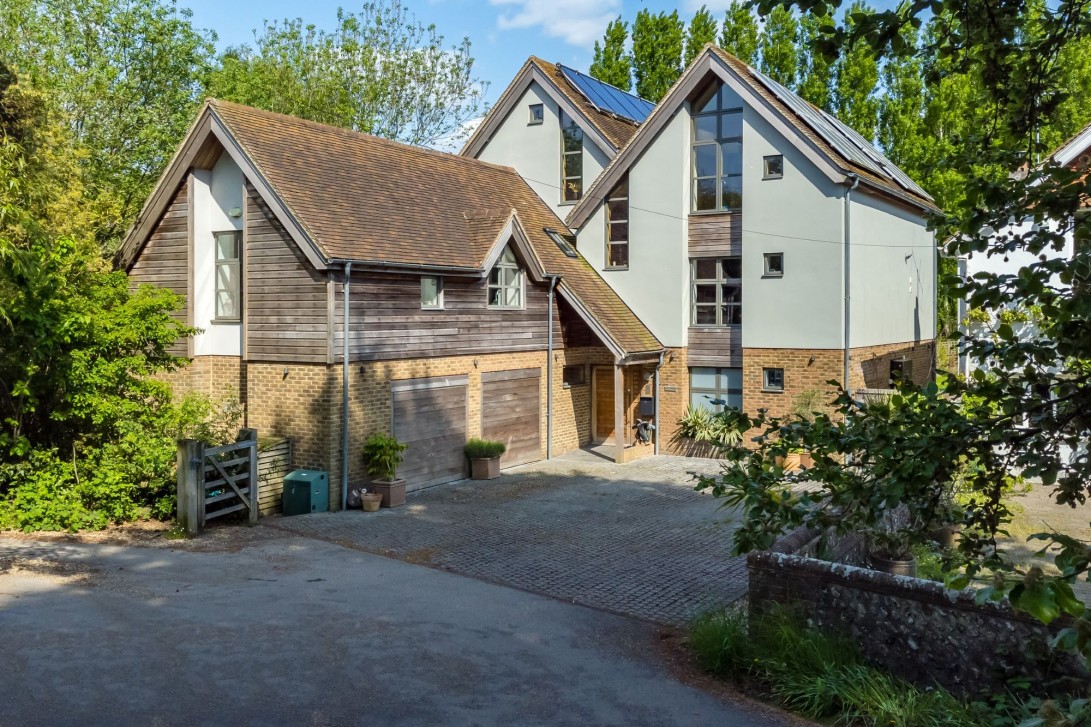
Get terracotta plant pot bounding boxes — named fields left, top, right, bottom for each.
left=370, top=479, right=406, bottom=508
left=470, top=456, right=501, bottom=480
left=930, top=524, right=962, bottom=549
left=870, top=553, right=918, bottom=577
left=775, top=452, right=802, bottom=471
left=799, top=452, right=814, bottom=469
left=361, top=493, right=383, bottom=512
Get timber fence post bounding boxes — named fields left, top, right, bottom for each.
left=177, top=439, right=203, bottom=537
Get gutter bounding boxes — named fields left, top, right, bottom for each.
left=843, top=174, right=860, bottom=405
left=653, top=351, right=665, bottom=456
left=341, top=261, right=353, bottom=511
left=326, top=257, right=483, bottom=278
left=545, top=274, right=562, bottom=459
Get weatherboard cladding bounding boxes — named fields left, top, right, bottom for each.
left=206, top=100, right=661, bottom=357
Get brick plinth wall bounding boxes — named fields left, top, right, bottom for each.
left=159, top=355, right=246, bottom=403
left=747, top=550, right=1088, bottom=696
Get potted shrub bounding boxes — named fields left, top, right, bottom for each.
left=868, top=511, right=918, bottom=577
left=465, top=438, right=506, bottom=480
left=362, top=432, right=409, bottom=508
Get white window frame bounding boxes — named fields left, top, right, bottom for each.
left=762, top=367, right=785, bottom=393
left=213, top=230, right=242, bottom=322
left=605, top=175, right=629, bottom=270
left=420, top=275, right=444, bottom=310
left=690, top=257, right=742, bottom=326
left=487, top=246, right=524, bottom=310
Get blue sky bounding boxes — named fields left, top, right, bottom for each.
left=179, top=0, right=735, bottom=103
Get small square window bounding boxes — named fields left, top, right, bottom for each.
left=562, top=364, right=586, bottom=388
left=529, top=103, right=544, bottom=125
left=763, top=367, right=785, bottom=392
left=421, top=276, right=443, bottom=309
left=763, top=155, right=784, bottom=179
left=764, top=252, right=784, bottom=277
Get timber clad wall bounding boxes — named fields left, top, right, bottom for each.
left=129, top=180, right=190, bottom=357
left=244, top=183, right=329, bottom=363
left=688, top=327, right=742, bottom=367
left=332, top=270, right=566, bottom=362
left=688, top=213, right=741, bottom=257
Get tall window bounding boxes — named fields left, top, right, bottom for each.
left=692, top=83, right=743, bottom=212
left=690, top=367, right=742, bottom=412
left=560, top=110, right=583, bottom=202
left=214, top=230, right=241, bottom=321
left=488, top=246, right=523, bottom=308
left=605, top=176, right=629, bottom=269
left=691, top=257, right=742, bottom=325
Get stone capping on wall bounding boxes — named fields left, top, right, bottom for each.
left=746, top=548, right=1089, bottom=696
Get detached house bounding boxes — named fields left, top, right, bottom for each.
left=465, top=48, right=939, bottom=432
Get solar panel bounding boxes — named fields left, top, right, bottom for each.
left=556, top=64, right=655, bottom=124
left=749, top=68, right=931, bottom=200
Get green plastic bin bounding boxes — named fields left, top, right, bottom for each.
left=282, top=470, right=329, bottom=515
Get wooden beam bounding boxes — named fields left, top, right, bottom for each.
left=614, top=363, right=625, bottom=464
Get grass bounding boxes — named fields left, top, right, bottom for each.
left=689, top=605, right=999, bottom=727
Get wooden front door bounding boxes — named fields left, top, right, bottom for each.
left=593, top=366, right=615, bottom=442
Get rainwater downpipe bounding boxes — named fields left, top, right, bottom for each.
left=843, top=174, right=860, bottom=407
left=546, top=274, right=561, bottom=459
left=340, top=261, right=353, bottom=511
left=653, top=351, right=665, bottom=456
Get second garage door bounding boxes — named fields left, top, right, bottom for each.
left=391, top=376, right=468, bottom=491
left=481, top=368, right=541, bottom=468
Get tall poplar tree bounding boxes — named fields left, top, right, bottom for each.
left=631, top=9, right=685, bottom=101
left=684, top=6, right=718, bottom=66
left=759, top=6, right=799, bottom=87
left=832, top=2, right=880, bottom=141
left=720, top=2, right=760, bottom=65
left=590, top=17, right=632, bottom=91
left=796, top=14, right=833, bottom=108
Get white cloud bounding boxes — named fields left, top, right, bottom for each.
left=489, top=0, right=621, bottom=47
left=684, top=0, right=734, bottom=11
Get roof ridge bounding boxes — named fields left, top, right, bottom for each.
left=207, top=98, right=520, bottom=176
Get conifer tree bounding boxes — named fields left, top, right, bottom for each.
left=590, top=17, right=632, bottom=91
left=632, top=9, right=685, bottom=101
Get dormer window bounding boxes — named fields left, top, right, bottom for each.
left=692, top=82, right=743, bottom=212
left=560, top=110, right=583, bottom=202
left=487, top=246, right=524, bottom=309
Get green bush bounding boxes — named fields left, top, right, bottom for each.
left=464, top=438, right=506, bottom=460
left=677, top=405, right=744, bottom=448
left=362, top=433, right=408, bottom=481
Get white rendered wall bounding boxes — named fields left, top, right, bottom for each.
left=740, top=105, right=846, bottom=350
left=191, top=153, right=243, bottom=357
left=475, top=81, right=610, bottom=218
left=848, top=192, right=936, bottom=348
left=575, top=109, right=690, bottom=348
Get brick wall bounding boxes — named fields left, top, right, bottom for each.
left=159, top=356, right=247, bottom=403
left=657, top=348, right=692, bottom=456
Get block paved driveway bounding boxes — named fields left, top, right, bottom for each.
left=274, top=451, right=746, bottom=625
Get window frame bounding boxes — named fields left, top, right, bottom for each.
left=763, top=154, right=784, bottom=180
left=689, top=367, right=743, bottom=413
left=213, top=230, right=242, bottom=323
left=560, top=110, right=584, bottom=203
left=691, top=83, right=744, bottom=213
left=605, top=175, right=629, bottom=270
left=690, top=257, right=742, bottom=327
left=528, top=103, right=544, bottom=125
left=762, top=367, right=785, bottom=393
left=487, top=246, right=525, bottom=310
left=562, top=364, right=587, bottom=388
left=763, top=252, right=785, bottom=278
left=420, top=275, right=444, bottom=310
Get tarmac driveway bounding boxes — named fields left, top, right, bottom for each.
left=274, top=452, right=745, bottom=625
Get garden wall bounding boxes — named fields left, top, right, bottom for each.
left=747, top=548, right=1088, bottom=696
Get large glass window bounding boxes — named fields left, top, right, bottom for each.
left=692, top=83, right=743, bottom=212
left=691, top=257, right=742, bottom=326
left=605, top=175, right=629, bottom=269
left=214, top=230, right=241, bottom=321
left=487, top=246, right=523, bottom=309
left=690, top=367, right=743, bottom=412
left=561, top=110, right=584, bottom=202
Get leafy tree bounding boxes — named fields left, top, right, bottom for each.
left=720, top=2, right=761, bottom=65
left=797, top=14, right=833, bottom=108
left=832, top=2, right=880, bottom=142
left=759, top=6, right=799, bottom=87
left=0, top=0, right=215, bottom=245
left=685, top=6, right=719, bottom=66
left=205, top=1, right=487, bottom=147
left=590, top=17, right=632, bottom=91
left=632, top=9, right=685, bottom=101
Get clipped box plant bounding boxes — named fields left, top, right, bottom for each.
left=362, top=432, right=409, bottom=508
left=464, top=438, right=506, bottom=480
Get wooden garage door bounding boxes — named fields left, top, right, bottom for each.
left=391, top=376, right=468, bottom=491
left=481, top=368, right=541, bottom=467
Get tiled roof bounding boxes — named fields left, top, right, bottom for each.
left=208, top=100, right=661, bottom=356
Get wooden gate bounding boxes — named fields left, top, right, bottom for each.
left=177, top=434, right=259, bottom=536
